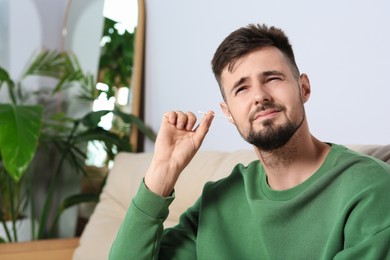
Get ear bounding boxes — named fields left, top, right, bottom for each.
left=299, top=73, right=311, bottom=103
left=220, top=102, right=235, bottom=124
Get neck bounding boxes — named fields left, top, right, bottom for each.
left=255, top=126, right=330, bottom=191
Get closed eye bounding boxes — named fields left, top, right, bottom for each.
left=267, top=76, right=282, bottom=83
left=262, top=71, right=285, bottom=84
left=234, top=86, right=247, bottom=95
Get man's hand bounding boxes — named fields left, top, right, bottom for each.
left=144, top=111, right=214, bottom=196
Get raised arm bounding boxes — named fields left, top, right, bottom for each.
left=109, top=110, right=214, bottom=260
left=145, top=110, right=214, bottom=196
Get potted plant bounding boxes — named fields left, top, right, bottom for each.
left=0, top=49, right=156, bottom=242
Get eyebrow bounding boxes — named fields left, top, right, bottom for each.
left=231, top=77, right=248, bottom=93
left=262, top=70, right=284, bottom=77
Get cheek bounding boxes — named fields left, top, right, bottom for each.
left=288, top=98, right=305, bottom=120
left=231, top=116, right=250, bottom=136
left=227, top=94, right=253, bottom=110
left=229, top=103, right=249, bottom=122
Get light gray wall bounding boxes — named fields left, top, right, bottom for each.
left=0, top=0, right=9, bottom=69
left=3, top=0, right=103, bottom=87
left=9, top=0, right=67, bottom=79
left=143, top=0, right=390, bottom=152
left=0, top=0, right=9, bottom=102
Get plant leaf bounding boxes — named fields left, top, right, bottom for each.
left=0, top=104, right=43, bottom=182
left=114, top=108, right=157, bottom=142
left=49, top=193, right=100, bottom=237
left=22, top=50, right=65, bottom=78
left=0, top=67, right=16, bottom=104
left=80, top=110, right=112, bottom=128
left=60, top=193, right=100, bottom=211
left=74, top=128, right=131, bottom=152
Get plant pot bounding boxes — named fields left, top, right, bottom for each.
left=0, top=218, right=33, bottom=242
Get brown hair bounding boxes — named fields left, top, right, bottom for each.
left=211, top=24, right=300, bottom=99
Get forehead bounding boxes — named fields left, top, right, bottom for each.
left=220, top=46, right=290, bottom=86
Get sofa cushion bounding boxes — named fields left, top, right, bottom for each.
left=73, top=144, right=390, bottom=260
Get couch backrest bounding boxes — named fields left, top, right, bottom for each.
left=73, top=144, right=390, bottom=260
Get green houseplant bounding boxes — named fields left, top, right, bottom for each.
left=98, top=17, right=135, bottom=99
left=0, top=49, right=156, bottom=242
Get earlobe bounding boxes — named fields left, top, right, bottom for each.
left=219, top=102, right=235, bottom=124
left=300, top=73, right=311, bottom=102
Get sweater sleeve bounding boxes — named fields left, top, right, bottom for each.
left=333, top=226, right=390, bottom=259
left=158, top=199, right=200, bottom=259
left=334, top=163, right=390, bottom=259
left=108, top=180, right=174, bottom=260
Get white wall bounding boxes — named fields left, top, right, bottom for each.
left=0, top=0, right=9, bottom=71
left=144, top=0, right=390, bottom=152
left=1, top=0, right=104, bottom=96
left=9, top=0, right=67, bottom=79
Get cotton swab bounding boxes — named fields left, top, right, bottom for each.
left=198, top=111, right=231, bottom=119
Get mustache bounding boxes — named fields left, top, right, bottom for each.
left=249, top=102, right=285, bottom=121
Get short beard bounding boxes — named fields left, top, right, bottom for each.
left=245, top=113, right=304, bottom=152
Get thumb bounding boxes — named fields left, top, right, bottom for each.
left=193, top=112, right=214, bottom=148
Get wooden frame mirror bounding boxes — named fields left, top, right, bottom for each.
left=130, top=0, right=146, bottom=152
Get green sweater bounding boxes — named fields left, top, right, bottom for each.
left=109, top=144, right=390, bottom=259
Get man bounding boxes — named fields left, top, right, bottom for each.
left=109, top=24, right=390, bottom=259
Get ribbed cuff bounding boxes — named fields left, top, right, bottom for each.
left=132, top=180, right=175, bottom=219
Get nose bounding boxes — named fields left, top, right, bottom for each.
left=253, top=85, right=271, bottom=105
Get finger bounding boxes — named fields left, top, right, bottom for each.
left=163, top=111, right=178, bottom=125
left=185, top=111, right=197, bottom=131
left=193, top=110, right=214, bottom=145
left=175, top=110, right=188, bottom=130
left=163, top=111, right=197, bottom=130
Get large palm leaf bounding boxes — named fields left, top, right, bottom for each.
left=0, top=104, right=43, bottom=182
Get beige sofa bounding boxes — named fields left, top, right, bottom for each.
left=73, top=145, right=390, bottom=259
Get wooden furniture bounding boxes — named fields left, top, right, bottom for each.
left=130, top=0, right=146, bottom=152
left=0, top=238, right=79, bottom=260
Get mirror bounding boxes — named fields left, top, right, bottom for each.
left=98, top=0, right=146, bottom=152
left=130, top=0, right=145, bottom=151
left=64, top=0, right=145, bottom=156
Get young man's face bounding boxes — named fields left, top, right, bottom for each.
left=219, top=46, right=311, bottom=151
